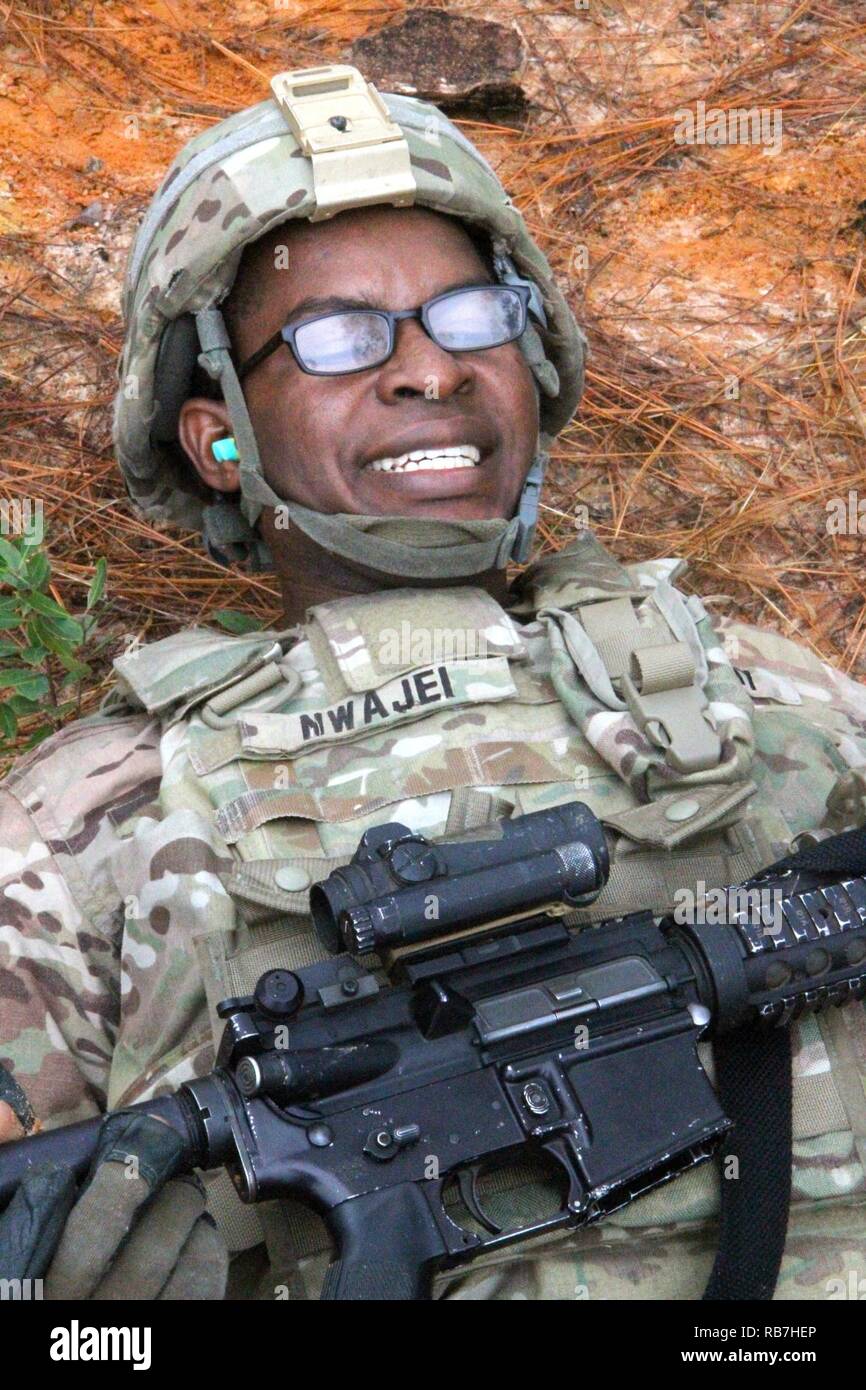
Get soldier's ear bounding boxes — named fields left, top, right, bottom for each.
left=178, top=397, right=240, bottom=492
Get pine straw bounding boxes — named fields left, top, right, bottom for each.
left=1, top=0, right=865, bottom=772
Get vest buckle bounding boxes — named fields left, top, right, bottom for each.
left=622, top=672, right=721, bottom=775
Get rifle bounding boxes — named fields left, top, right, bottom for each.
left=2, top=800, right=866, bottom=1299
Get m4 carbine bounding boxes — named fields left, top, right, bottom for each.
left=2, top=800, right=866, bottom=1299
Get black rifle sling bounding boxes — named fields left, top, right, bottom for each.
left=703, top=824, right=866, bottom=1300
left=702, top=1026, right=792, bottom=1300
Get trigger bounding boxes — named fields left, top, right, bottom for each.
left=457, top=1167, right=502, bottom=1236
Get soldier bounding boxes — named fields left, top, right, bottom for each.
left=2, top=65, right=866, bottom=1301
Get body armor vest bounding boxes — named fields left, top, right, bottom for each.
left=104, top=531, right=866, bottom=1299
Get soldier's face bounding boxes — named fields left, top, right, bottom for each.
left=180, top=206, right=539, bottom=526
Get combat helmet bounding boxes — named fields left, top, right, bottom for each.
left=113, top=65, right=588, bottom=575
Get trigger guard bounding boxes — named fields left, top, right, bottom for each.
left=541, top=1134, right=587, bottom=1216
left=456, top=1166, right=502, bottom=1236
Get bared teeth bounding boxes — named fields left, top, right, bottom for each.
left=367, top=444, right=481, bottom=473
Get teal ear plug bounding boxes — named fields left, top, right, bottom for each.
left=211, top=437, right=239, bottom=463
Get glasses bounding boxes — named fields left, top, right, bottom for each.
left=236, top=283, right=532, bottom=381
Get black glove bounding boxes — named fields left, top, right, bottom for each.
left=0, top=1067, right=228, bottom=1299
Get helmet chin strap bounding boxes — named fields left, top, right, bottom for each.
left=270, top=507, right=524, bottom=581
left=194, top=305, right=550, bottom=578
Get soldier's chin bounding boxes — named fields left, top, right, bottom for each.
left=362, top=492, right=509, bottom=523
left=357, top=463, right=485, bottom=507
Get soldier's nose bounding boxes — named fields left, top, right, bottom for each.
left=375, top=319, right=474, bottom=403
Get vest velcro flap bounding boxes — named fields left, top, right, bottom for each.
left=220, top=855, right=351, bottom=918
left=112, top=625, right=298, bottom=717
left=306, top=585, right=526, bottom=699
left=602, top=781, right=758, bottom=850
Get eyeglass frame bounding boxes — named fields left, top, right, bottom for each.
left=234, top=281, right=534, bottom=382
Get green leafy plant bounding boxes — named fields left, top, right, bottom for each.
left=0, top=535, right=107, bottom=751
left=212, top=608, right=262, bottom=635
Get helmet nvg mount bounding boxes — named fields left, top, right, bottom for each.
left=113, top=64, right=588, bottom=576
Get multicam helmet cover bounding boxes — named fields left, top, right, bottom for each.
left=113, top=65, right=588, bottom=571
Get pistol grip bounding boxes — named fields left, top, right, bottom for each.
left=322, top=1183, right=444, bottom=1301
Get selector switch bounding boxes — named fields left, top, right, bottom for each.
left=364, top=1122, right=421, bottom=1161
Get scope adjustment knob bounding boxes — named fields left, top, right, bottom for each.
left=341, top=907, right=376, bottom=955
left=387, top=839, right=439, bottom=884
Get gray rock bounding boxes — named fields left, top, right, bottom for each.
left=69, top=200, right=105, bottom=228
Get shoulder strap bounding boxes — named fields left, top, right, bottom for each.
left=703, top=1028, right=792, bottom=1301
left=509, top=529, right=645, bottom=615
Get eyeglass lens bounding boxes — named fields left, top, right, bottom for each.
left=291, top=285, right=525, bottom=374
left=427, top=286, right=524, bottom=351
left=293, top=313, right=392, bottom=374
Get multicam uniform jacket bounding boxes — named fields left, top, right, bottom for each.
left=2, top=531, right=866, bottom=1301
